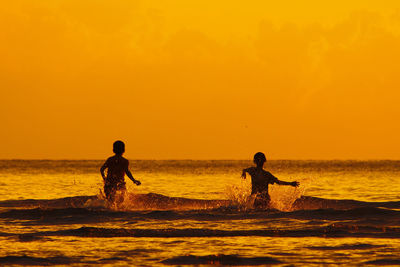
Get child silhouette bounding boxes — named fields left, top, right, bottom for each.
left=242, top=152, right=299, bottom=209
left=100, top=140, right=141, bottom=203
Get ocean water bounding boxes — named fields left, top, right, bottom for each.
left=0, top=160, right=400, bottom=266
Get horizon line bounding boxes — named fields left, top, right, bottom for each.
left=1, top=158, right=399, bottom=161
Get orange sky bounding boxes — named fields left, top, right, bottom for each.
left=1, top=0, right=400, bottom=159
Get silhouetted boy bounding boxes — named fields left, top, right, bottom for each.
left=241, top=152, right=299, bottom=209
left=100, top=140, right=141, bottom=203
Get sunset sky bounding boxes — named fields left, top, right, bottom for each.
left=1, top=0, right=400, bottom=159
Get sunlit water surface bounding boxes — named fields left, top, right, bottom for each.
left=0, top=160, right=400, bottom=266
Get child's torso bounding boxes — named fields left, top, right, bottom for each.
left=248, top=167, right=277, bottom=194
left=105, top=156, right=128, bottom=184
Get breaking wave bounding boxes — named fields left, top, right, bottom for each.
left=1, top=192, right=400, bottom=212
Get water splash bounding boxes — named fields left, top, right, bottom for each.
left=269, top=185, right=303, bottom=211
left=225, top=177, right=310, bottom=211
left=83, top=190, right=109, bottom=209
left=87, top=176, right=311, bottom=212
left=224, top=179, right=254, bottom=211
left=269, top=177, right=311, bottom=211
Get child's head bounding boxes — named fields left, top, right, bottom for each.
left=113, top=140, right=125, bottom=155
left=253, top=152, right=266, bottom=166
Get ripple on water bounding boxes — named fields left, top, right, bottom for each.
left=161, top=254, right=282, bottom=265
left=364, top=258, right=400, bottom=265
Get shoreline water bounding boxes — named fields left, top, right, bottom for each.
left=0, top=160, right=399, bottom=266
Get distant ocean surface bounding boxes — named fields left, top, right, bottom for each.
left=0, top=160, right=400, bottom=266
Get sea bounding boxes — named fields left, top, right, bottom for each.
left=0, top=160, right=400, bottom=266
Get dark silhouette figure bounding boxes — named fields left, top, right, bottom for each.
left=241, top=152, right=299, bottom=209
left=100, top=140, right=141, bottom=203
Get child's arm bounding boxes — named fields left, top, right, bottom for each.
left=100, top=161, right=108, bottom=182
left=267, top=171, right=299, bottom=187
left=276, top=179, right=299, bottom=187
left=124, top=160, right=141, bottom=186
left=126, top=170, right=141, bottom=186
left=241, top=168, right=252, bottom=179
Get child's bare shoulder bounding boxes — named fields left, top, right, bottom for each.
left=246, top=167, right=256, bottom=173
left=105, top=156, right=114, bottom=163
left=263, top=170, right=278, bottom=181
left=107, top=155, right=117, bottom=162
left=107, top=156, right=128, bottom=164
left=121, top=156, right=129, bottom=165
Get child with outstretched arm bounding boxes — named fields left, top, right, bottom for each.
left=241, top=152, right=299, bottom=209
left=100, top=140, right=141, bottom=203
